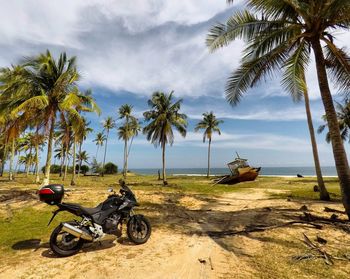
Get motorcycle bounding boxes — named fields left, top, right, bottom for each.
left=38, top=180, right=151, bottom=257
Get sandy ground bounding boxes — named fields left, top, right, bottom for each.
left=1, top=187, right=350, bottom=279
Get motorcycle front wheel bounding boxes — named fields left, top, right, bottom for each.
left=50, top=222, right=84, bottom=257
left=127, top=215, right=151, bottom=244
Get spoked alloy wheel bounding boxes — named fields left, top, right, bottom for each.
left=127, top=215, right=151, bottom=244
left=50, top=222, right=84, bottom=257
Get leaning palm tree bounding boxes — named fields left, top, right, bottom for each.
left=206, top=0, right=350, bottom=211
left=143, top=91, right=187, bottom=185
left=118, top=104, right=140, bottom=178
left=195, top=112, right=223, bottom=178
left=102, top=117, right=116, bottom=176
left=318, top=100, right=350, bottom=143
left=93, top=132, right=106, bottom=160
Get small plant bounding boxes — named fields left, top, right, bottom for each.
left=80, top=165, right=89, bottom=174
left=41, top=164, right=61, bottom=174
left=104, top=162, right=118, bottom=174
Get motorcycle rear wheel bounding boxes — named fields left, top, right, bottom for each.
left=50, top=222, right=84, bottom=257
left=127, top=215, right=151, bottom=244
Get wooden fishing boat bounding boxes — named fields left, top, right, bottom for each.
left=214, top=153, right=261, bottom=185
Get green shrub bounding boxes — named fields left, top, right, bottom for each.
left=104, top=162, right=118, bottom=174
left=80, top=165, right=89, bottom=174
left=41, top=164, right=61, bottom=174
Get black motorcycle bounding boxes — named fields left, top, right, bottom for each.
left=38, top=180, right=151, bottom=257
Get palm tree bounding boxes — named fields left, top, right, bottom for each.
left=195, top=112, right=223, bottom=178
left=76, top=118, right=93, bottom=177
left=143, top=91, right=187, bottom=185
left=1, top=51, right=81, bottom=185
left=206, top=1, right=350, bottom=210
left=77, top=150, right=89, bottom=174
left=93, top=132, right=106, bottom=160
left=102, top=117, right=116, bottom=176
left=118, top=104, right=140, bottom=178
left=70, top=91, right=99, bottom=185
left=318, top=100, right=350, bottom=143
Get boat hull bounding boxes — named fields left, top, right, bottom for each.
left=215, top=167, right=260, bottom=185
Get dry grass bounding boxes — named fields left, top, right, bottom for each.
left=0, top=173, right=349, bottom=278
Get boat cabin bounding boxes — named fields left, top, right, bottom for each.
left=227, top=158, right=249, bottom=175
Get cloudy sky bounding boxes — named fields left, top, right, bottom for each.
left=1, top=0, right=350, bottom=169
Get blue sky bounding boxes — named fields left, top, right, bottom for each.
left=1, top=0, right=350, bottom=169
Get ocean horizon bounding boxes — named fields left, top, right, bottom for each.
left=130, top=166, right=338, bottom=177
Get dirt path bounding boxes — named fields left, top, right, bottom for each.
left=1, top=188, right=349, bottom=279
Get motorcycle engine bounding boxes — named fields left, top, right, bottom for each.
left=103, top=215, right=122, bottom=237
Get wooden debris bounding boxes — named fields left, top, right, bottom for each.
left=198, top=258, right=206, bottom=264
left=324, top=207, right=346, bottom=214
left=209, top=257, right=214, bottom=270
left=206, top=221, right=322, bottom=238
left=302, top=233, right=334, bottom=265
left=316, top=236, right=327, bottom=245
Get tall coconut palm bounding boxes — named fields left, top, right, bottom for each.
left=70, top=90, right=99, bottom=185
left=102, top=117, right=116, bottom=176
left=118, top=118, right=141, bottom=178
left=93, top=132, right=106, bottom=161
left=77, top=118, right=93, bottom=177
left=143, top=91, right=187, bottom=185
left=206, top=0, right=350, bottom=213
left=318, top=100, right=350, bottom=143
left=2, top=51, right=81, bottom=185
left=118, top=104, right=140, bottom=178
left=77, top=150, right=89, bottom=173
left=301, top=76, right=329, bottom=200
left=194, top=112, right=223, bottom=178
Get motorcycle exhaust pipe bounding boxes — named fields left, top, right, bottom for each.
left=62, top=223, right=93, bottom=241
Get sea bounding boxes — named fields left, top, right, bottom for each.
left=130, top=166, right=338, bottom=177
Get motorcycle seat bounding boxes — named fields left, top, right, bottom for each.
left=62, top=202, right=103, bottom=216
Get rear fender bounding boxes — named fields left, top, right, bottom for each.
left=47, top=208, right=64, bottom=226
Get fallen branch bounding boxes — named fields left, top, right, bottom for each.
left=324, top=207, right=346, bottom=215
left=300, top=212, right=350, bottom=233
left=294, top=233, right=350, bottom=265
left=206, top=221, right=322, bottom=238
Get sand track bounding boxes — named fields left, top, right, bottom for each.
left=1, top=188, right=349, bottom=279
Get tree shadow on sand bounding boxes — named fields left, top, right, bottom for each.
left=138, top=190, right=350, bottom=256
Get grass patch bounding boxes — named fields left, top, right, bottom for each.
left=0, top=207, right=73, bottom=253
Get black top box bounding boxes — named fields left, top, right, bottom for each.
left=38, top=184, right=64, bottom=205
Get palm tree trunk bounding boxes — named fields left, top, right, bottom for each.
left=207, top=138, right=211, bottom=178
left=26, top=147, right=32, bottom=177
left=43, top=115, right=56, bottom=185
left=162, top=141, right=167, bottom=185
left=311, top=39, right=350, bottom=218
left=1, top=145, right=8, bottom=177
left=35, top=142, right=40, bottom=183
left=71, top=138, right=77, bottom=186
left=14, top=151, right=21, bottom=175
left=123, top=139, right=127, bottom=178
left=95, top=145, right=99, bottom=161
left=63, top=144, right=69, bottom=181
left=59, top=144, right=65, bottom=177
left=303, top=86, right=330, bottom=200
left=9, top=138, right=15, bottom=181
left=102, top=129, right=109, bottom=177
left=78, top=142, right=82, bottom=177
